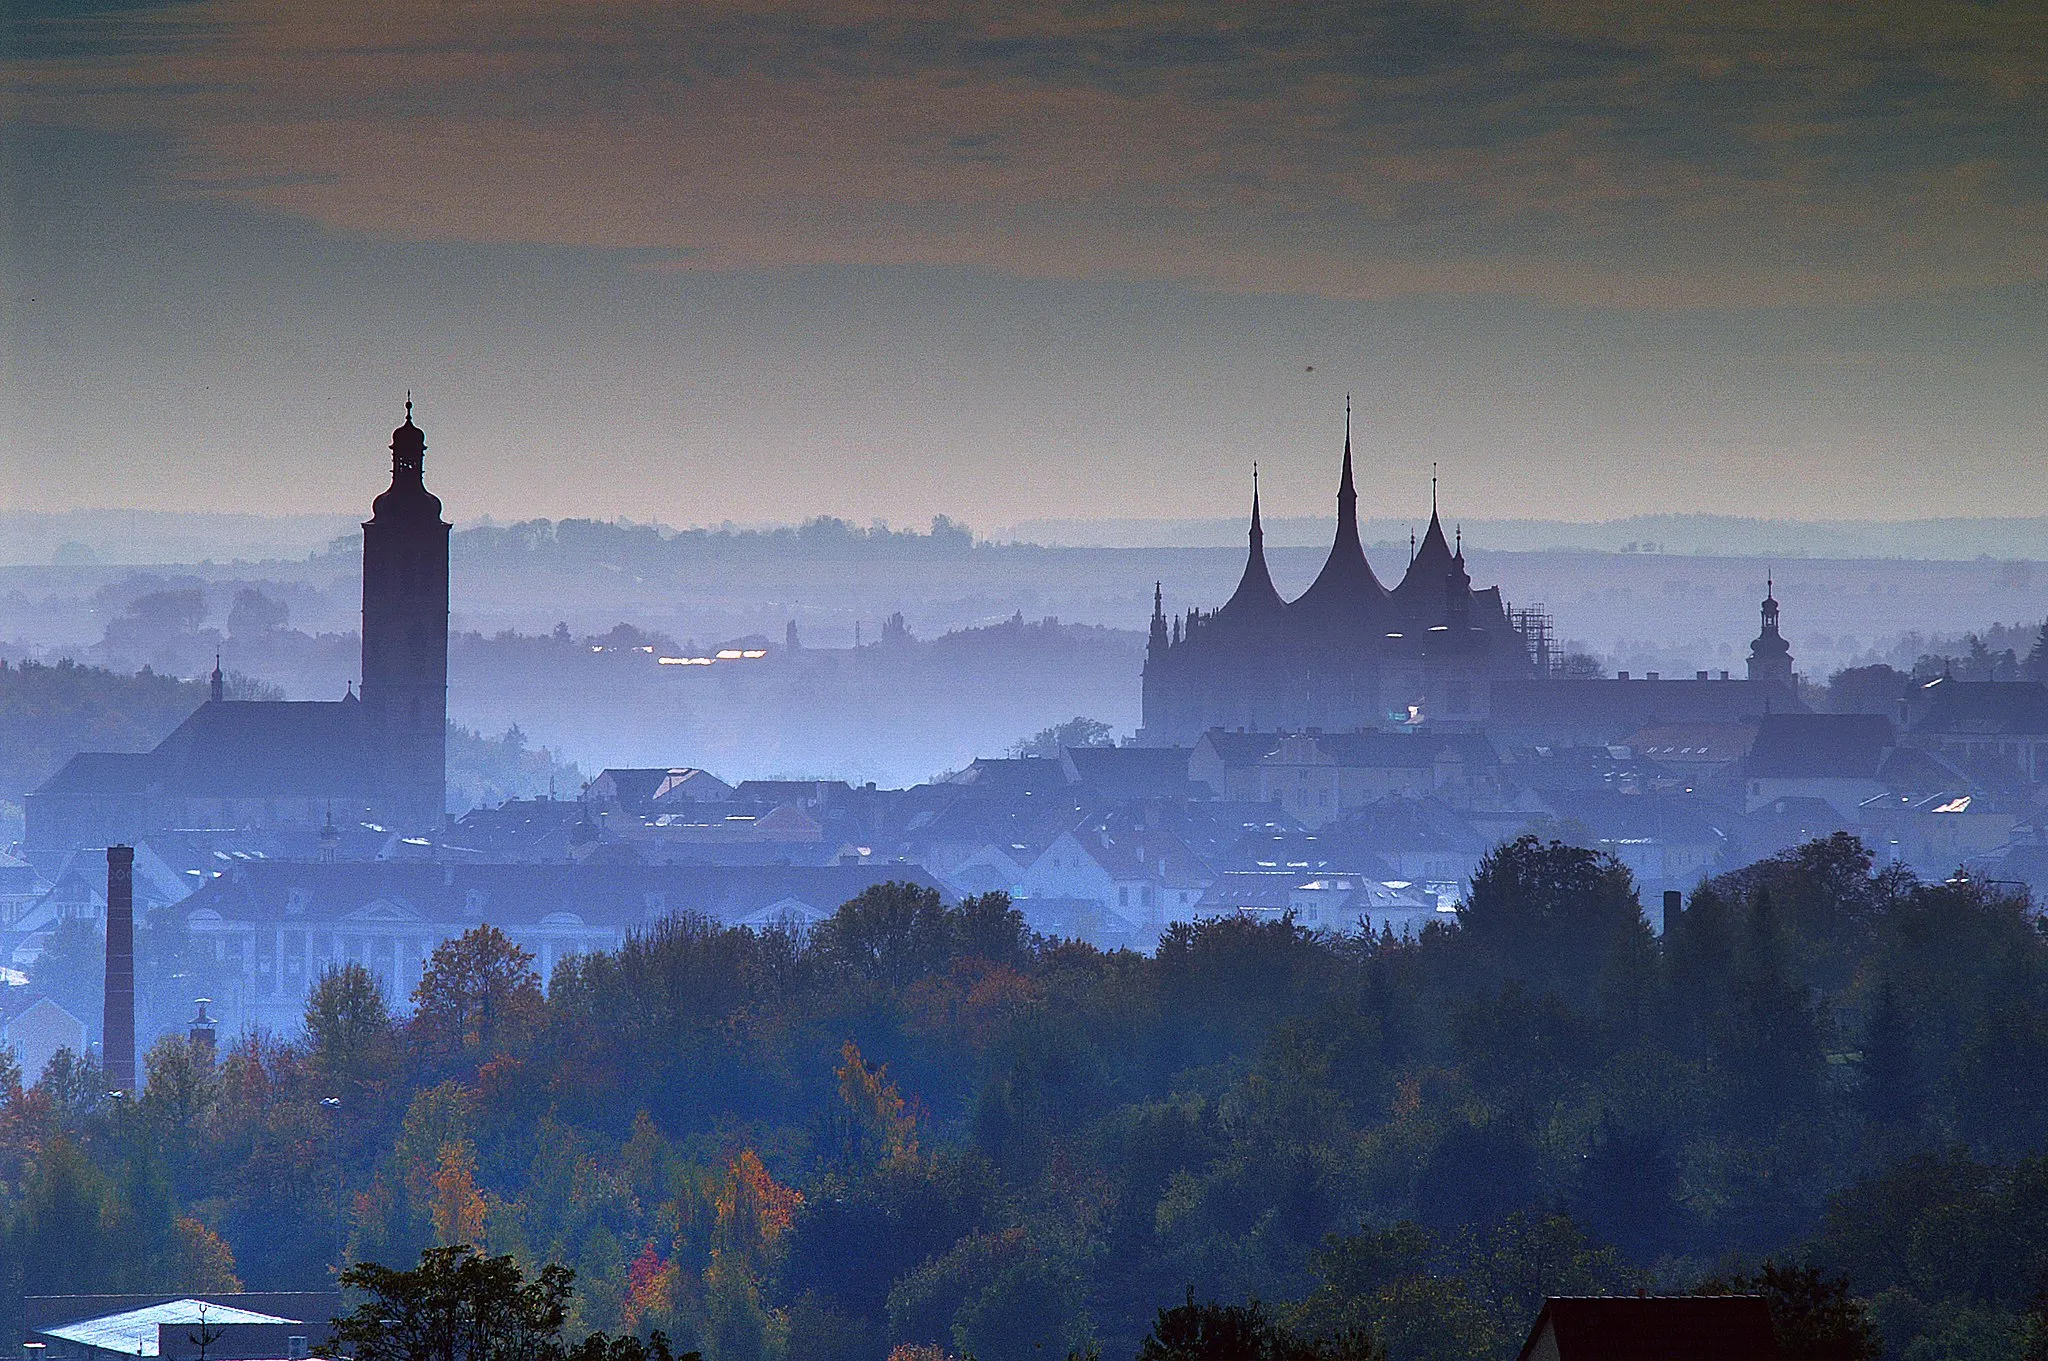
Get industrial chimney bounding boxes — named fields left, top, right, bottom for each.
left=103, top=845, right=136, bottom=1096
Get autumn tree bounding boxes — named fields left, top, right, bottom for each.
left=411, top=926, right=544, bottom=1072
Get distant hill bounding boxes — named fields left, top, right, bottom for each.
left=999, top=513, right=2048, bottom=560
left=12, top=509, right=2048, bottom=567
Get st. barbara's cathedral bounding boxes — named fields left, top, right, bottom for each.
left=1138, top=409, right=1801, bottom=746
left=27, top=404, right=450, bottom=848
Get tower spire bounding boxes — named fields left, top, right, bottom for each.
left=1219, top=460, right=1283, bottom=618
left=1293, top=398, right=1387, bottom=616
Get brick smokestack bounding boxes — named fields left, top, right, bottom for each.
left=104, top=845, right=136, bottom=1096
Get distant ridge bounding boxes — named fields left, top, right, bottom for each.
left=997, top=514, right=2048, bottom=561
left=0, top=510, right=357, bottom=566
left=9, top=509, right=2048, bottom=567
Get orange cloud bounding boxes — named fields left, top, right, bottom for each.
left=8, top=0, right=2046, bottom=306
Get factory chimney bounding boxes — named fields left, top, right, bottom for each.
left=103, top=846, right=136, bottom=1096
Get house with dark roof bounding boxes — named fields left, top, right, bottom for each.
left=1857, top=791, right=2019, bottom=877
left=1018, top=823, right=1215, bottom=946
left=1902, top=678, right=2048, bottom=785
left=585, top=767, right=736, bottom=817
left=1742, top=713, right=1897, bottom=816
left=1331, top=798, right=1490, bottom=898
left=1194, top=870, right=1444, bottom=938
left=1190, top=729, right=1502, bottom=826
left=1515, top=1295, right=1778, bottom=1361
left=1058, top=745, right=1200, bottom=801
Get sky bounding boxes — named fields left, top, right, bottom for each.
left=3, top=0, right=2045, bottom=530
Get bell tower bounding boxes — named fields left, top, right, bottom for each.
left=361, top=398, right=450, bottom=826
left=1746, top=576, right=1795, bottom=700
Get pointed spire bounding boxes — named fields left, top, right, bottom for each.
left=1219, top=461, right=1283, bottom=619
left=209, top=653, right=224, bottom=703
left=1293, top=399, right=1387, bottom=615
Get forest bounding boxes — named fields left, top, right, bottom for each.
left=3, top=834, right=2047, bottom=1360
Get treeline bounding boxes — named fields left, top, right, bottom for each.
left=0, top=659, right=205, bottom=804
left=318, top=516, right=984, bottom=572
left=5, top=837, right=2048, bottom=1359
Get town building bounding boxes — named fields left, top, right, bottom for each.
left=26, top=406, right=451, bottom=849
left=1140, top=411, right=1803, bottom=747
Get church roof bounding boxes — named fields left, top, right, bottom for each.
left=1289, top=419, right=1387, bottom=622
left=150, top=700, right=379, bottom=797
left=1395, top=506, right=1457, bottom=601
left=1217, top=475, right=1284, bottom=620
left=32, top=751, right=156, bottom=798
left=33, top=701, right=380, bottom=803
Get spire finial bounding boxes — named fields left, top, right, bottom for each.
left=405, top=390, right=413, bottom=423
left=1432, top=462, right=1439, bottom=516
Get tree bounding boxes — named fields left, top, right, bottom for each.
left=1855, top=980, right=1922, bottom=1129
left=1007, top=717, right=1114, bottom=759
left=337, top=1246, right=569, bottom=1361
left=1698, top=1264, right=1879, bottom=1361
left=335, top=1247, right=702, bottom=1361
left=1825, top=665, right=1911, bottom=716
left=226, top=588, right=290, bottom=636
left=307, top=962, right=398, bottom=1090
left=813, top=882, right=955, bottom=986
left=2026, top=621, right=2048, bottom=683
left=1455, top=836, right=1649, bottom=1005
left=1140, top=1291, right=1382, bottom=1361
left=411, top=926, right=544, bottom=1071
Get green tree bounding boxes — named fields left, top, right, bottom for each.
left=335, top=1246, right=702, bottom=1361
left=1454, top=837, right=1649, bottom=1004
left=307, top=961, right=398, bottom=1091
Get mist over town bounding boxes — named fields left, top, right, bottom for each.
left=4, top=3, right=2048, bottom=1360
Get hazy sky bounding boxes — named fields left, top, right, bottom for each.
left=3, top=0, right=2045, bottom=528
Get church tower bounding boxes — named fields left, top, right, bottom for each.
left=1746, top=576, right=1795, bottom=699
left=361, top=399, right=450, bottom=826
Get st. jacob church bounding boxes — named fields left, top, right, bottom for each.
left=1138, top=413, right=1801, bottom=746
left=27, top=405, right=450, bottom=849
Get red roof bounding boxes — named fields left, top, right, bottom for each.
left=1517, top=1296, right=1778, bottom=1361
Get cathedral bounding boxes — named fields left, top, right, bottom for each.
left=1138, top=414, right=1801, bottom=747
left=26, top=405, right=451, bottom=849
